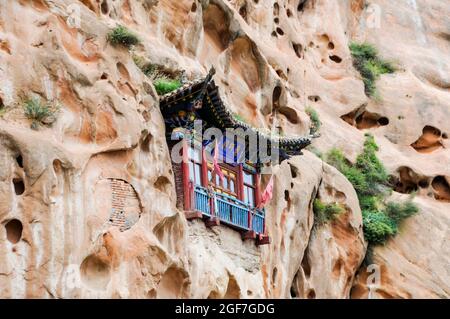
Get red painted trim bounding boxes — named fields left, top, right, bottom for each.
left=255, top=173, right=261, bottom=208
left=182, top=140, right=191, bottom=211
left=201, top=145, right=209, bottom=187
left=237, top=164, right=244, bottom=201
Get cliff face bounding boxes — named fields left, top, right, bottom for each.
left=0, top=0, right=448, bottom=298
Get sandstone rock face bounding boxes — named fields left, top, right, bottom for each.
left=0, top=0, right=448, bottom=298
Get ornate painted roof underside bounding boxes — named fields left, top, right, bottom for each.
left=159, top=68, right=312, bottom=162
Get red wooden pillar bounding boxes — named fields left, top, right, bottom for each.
left=255, top=173, right=261, bottom=208
left=201, top=145, right=209, bottom=187
left=237, top=164, right=244, bottom=201
left=182, top=140, right=192, bottom=211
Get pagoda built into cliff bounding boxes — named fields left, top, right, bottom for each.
left=159, top=68, right=312, bottom=245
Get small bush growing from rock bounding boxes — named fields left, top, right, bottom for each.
left=313, top=199, right=344, bottom=226
left=153, top=77, right=182, bottom=95
left=349, top=42, right=395, bottom=98
left=108, top=26, right=140, bottom=48
left=24, top=98, right=58, bottom=130
left=325, top=134, right=419, bottom=245
left=305, top=106, right=321, bottom=134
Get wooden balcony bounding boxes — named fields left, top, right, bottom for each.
left=186, top=185, right=270, bottom=245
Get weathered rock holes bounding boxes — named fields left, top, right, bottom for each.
left=392, top=167, right=421, bottom=194
left=293, top=43, right=303, bottom=58
left=191, top=1, right=197, bottom=12
left=411, top=125, right=444, bottom=153
left=341, top=106, right=389, bottom=130
left=328, top=42, right=335, bottom=50
left=298, top=0, right=307, bottom=12
left=279, top=107, right=300, bottom=124
left=290, top=164, right=299, bottom=179
left=140, top=132, right=152, bottom=152
left=80, top=254, right=111, bottom=290
left=100, top=0, right=109, bottom=15
left=308, top=95, right=320, bottom=103
left=329, top=55, right=342, bottom=63
left=273, top=3, right=280, bottom=16
left=285, top=190, right=291, bottom=210
left=272, top=86, right=282, bottom=109
left=276, top=27, right=284, bottom=36
left=272, top=267, right=278, bottom=283
left=5, top=219, right=23, bottom=244
left=100, top=73, right=108, bottom=80
left=307, top=289, right=316, bottom=299
left=154, top=176, right=171, bottom=193
left=13, top=178, right=25, bottom=195
left=274, top=17, right=279, bottom=24
left=239, top=4, right=247, bottom=21
left=203, top=4, right=231, bottom=51
left=287, top=8, right=293, bottom=17
left=16, top=155, right=23, bottom=168
left=432, top=176, right=450, bottom=202
left=158, top=266, right=190, bottom=298
left=301, top=249, right=311, bottom=278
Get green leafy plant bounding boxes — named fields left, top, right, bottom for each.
left=313, top=199, right=344, bottom=226
left=349, top=42, right=395, bottom=98
left=108, top=26, right=140, bottom=48
left=305, top=106, right=321, bottom=134
left=24, top=98, right=58, bottom=130
left=153, top=78, right=182, bottom=95
left=325, top=134, right=418, bottom=245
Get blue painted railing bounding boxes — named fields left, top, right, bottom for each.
left=193, top=186, right=265, bottom=234
left=194, top=185, right=211, bottom=216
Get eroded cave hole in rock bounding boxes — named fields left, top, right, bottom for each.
left=154, top=176, right=171, bottom=193
left=301, top=249, right=311, bottom=278
left=287, top=8, right=293, bottom=17
left=432, top=176, right=450, bottom=202
left=411, top=125, right=444, bottom=153
left=329, top=55, right=342, bottom=63
left=273, top=2, right=280, bottom=16
left=341, top=105, right=389, bottom=130
left=16, top=155, right=23, bottom=168
left=298, top=0, right=307, bottom=12
left=272, top=86, right=282, bottom=110
left=328, top=42, right=335, bottom=50
left=13, top=178, right=25, bottom=195
left=100, top=0, right=109, bottom=15
left=239, top=4, right=247, bottom=21
left=307, top=289, right=316, bottom=299
left=308, top=95, right=320, bottom=102
left=293, top=43, right=303, bottom=58
left=158, top=266, right=190, bottom=298
left=392, top=166, right=421, bottom=194
left=272, top=267, right=278, bottom=284
left=191, top=1, right=197, bottom=12
left=140, top=132, right=152, bottom=152
left=276, top=27, right=284, bottom=36
left=274, top=17, right=279, bottom=24
left=279, top=107, right=300, bottom=124
left=5, top=219, right=23, bottom=244
left=290, top=163, right=299, bottom=179
left=203, top=4, right=232, bottom=51
left=284, top=190, right=291, bottom=210
left=80, top=254, right=111, bottom=290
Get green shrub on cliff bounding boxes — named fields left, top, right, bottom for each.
left=305, top=106, right=321, bottom=135
left=108, top=26, right=140, bottom=48
left=349, top=42, right=395, bottom=98
left=325, top=134, right=418, bottom=245
left=153, top=78, right=182, bottom=95
left=313, top=199, right=344, bottom=226
left=24, top=98, right=58, bottom=130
